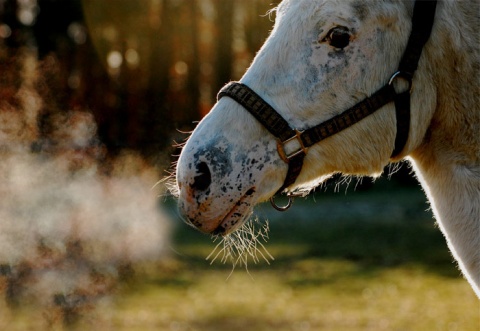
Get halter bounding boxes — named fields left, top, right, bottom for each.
left=217, top=1, right=437, bottom=211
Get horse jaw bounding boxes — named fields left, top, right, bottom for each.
left=176, top=98, right=287, bottom=235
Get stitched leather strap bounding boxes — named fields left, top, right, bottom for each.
left=399, top=0, right=437, bottom=75
left=301, top=85, right=396, bottom=148
left=218, top=83, right=306, bottom=193
left=217, top=82, right=295, bottom=142
left=392, top=91, right=411, bottom=157
left=391, top=0, right=437, bottom=157
left=218, top=82, right=397, bottom=193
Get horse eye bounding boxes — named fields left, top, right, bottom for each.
left=323, top=26, right=351, bottom=49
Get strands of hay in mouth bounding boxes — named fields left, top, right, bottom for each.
left=206, top=218, right=274, bottom=275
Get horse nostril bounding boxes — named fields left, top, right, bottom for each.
left=191, top=162, right=211, bottom=191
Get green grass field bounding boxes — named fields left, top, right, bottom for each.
left=2, top=180, right=479, bottom=331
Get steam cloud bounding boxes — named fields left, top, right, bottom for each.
left=0, top=50, right=171, bottom=326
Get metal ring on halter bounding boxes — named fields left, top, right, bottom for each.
left=388, top=71, right=413, bottom=94
left=270, top=195, right=294, bottom=212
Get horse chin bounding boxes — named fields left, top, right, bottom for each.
left=211, top=187, right=256, bottom=236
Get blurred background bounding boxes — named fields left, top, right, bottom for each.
left=0, top=0, right=478, bottom=330
left=0, top=0, right=277, bottom=159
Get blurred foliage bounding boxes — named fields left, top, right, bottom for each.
left=0, top=0, right=279, bottom=159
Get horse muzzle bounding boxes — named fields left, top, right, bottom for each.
left=176, top=159, right=257, bottom=235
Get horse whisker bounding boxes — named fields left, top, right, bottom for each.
left=206, top=217, right=273, bottom=272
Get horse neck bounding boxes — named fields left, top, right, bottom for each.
left=409, top=0, right=480, bottom=296
left=410, top=153, right=480, bottom=295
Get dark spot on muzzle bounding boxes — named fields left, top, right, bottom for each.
left=191, top=162, right=211, bottom=192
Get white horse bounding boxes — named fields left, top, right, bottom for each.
left=175, top=0, right=479, bottom=296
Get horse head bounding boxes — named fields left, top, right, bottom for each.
left=175, top=0, right=437, bottom=235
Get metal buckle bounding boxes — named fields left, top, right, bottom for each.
left=277, top=129, right=308, bottom=163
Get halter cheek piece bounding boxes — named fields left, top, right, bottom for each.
left=217, top=0, right=437, bottom=211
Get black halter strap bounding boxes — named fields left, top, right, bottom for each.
left=217, top=0, right=437, bottom=199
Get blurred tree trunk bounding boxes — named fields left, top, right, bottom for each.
left=185, top=0, right=201, bottom=125
left=0, top=0, right=284, bottom=160
left=212, top=0, right=234, bottom=94
left=2, top=0, right=21, bottom=51
left=144, top=0, right=175, bottom=155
